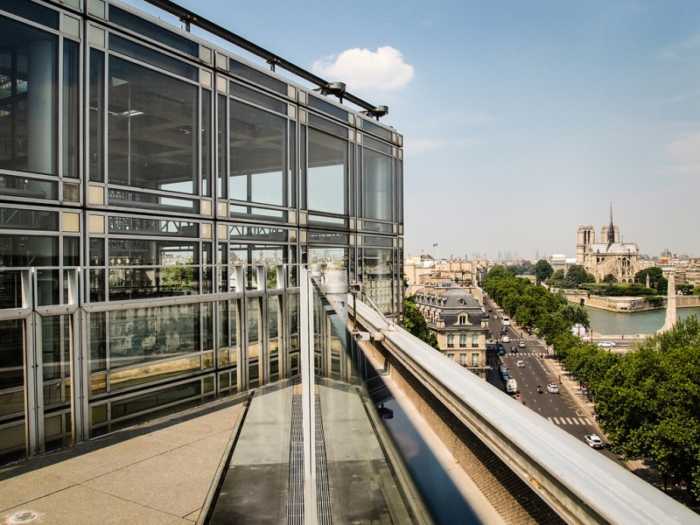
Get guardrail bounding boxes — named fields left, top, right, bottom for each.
left=350, top=296, right=700, bottom=525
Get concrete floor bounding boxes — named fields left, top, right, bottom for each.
left=0, top=399, right=245, bottom=525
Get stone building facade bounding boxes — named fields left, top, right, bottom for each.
left=413, top=284, right=489, bottom=378
left=575, top=207, right=640, bottom=283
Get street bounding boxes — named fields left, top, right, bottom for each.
left=483, top=296, right=618, bottom=461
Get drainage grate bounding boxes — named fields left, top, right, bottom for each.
left=315, top=393, right=333, bottom=525
left=287, top=392, right=304, bottom=525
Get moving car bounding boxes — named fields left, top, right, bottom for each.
left=502, top=317, right=511, bottom=326
left=537, top=385, right=543, bottom=394
left=506, top=378, right=518, bottom=394
left=547, top=383, right=560, bottom=394
left=597, top=341, right=616, bottom=349
left=584, top=434, right=604, bottom=449
left=516, top=360, right=525, bottom=368
left=519, top=340, right=526, bottom=349
left=501, top=335, right=510, bottom=343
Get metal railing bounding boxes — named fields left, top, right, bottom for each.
left=350, top=296, right=700, bottom=525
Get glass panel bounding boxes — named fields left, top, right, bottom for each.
left=0, top=208, right=58, bottom=230
left=37, top=269, right=59, bottom=306
left=309, top=247, right=347, bottom=292
left=308, top=95, right=348, bottom=122
left=0, top=15, right=58, bottom=175
left=308, top=129, right=346, bottom=214
left=109, top=35, right=197, bottom=81
left=63, top=39, right=79, bottom=178
left=89, top=269, right=105, bottom=303
left=108, top=216, right=198, bottom=237
left=108, top=267, right=198, bottom=301
left=108, top=188, right=200, bottom=214
left=63, top=237, right=80, bottom=266
left=108, top=238, right=198, bottom=266
left=108, top=303, right=201, bottom=372
left=363, top=248, right=394, bottom=314
left=89, top=49, right=105, bottom=182
left=0, top=318, right=25, bottom=464
left=108, top=57, right=197, bottom=194
left=0, top=235, right=59, bottom=266
left=268, top=296, right=280, bottom=381
left=201, top=90, right=212, bottom=197
left=230, top=82, right=287, bottom=114
left=109, top=6, right=199, bottom=57
left=1, top=1, right=59, bottom=29
left=216, top=94, right=226, bottom=198
left=41, top=315, right=71, bottom=409
left=363, top=149, right=393, bottom=221
left=229, top=100, right=286, bottom=206
left=0, top=271, right=23, bottom=309
left=109, top=379, right=202, bottom=423
left=229, top=59, right=287, bottom=96
left=0, top=174, right=57, bottom=200
left=89, top=238, right=105, bottom=266
left=247, top=298, right=260, bottom=386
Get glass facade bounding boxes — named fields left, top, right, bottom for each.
left=0, top=0, right=402, bottom=464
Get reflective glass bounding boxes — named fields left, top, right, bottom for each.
left=108, top=239, right=198, bottom=266
left=63, top=237, right=80, bottom=266
left=63, top=40, right=79, bottom=178
left=308, top=129, right=346, bottom=214
left=0, top=235, right=58, bottom=267
left=0, top=15, right=57, bottom=175
left=108, top=303, right=200, bottom=371
left=89, top=49, right=105, bottom=182
left=201, top=90, right=212, bottom=196
left=0, top=208, right=58, bottom=230
left=108, top=57, right=197, bottom=194
left=363, top=149, right=393, bottom=221
left=0, top=174, right=57, bottom=200
left=0, top=318, right=25, bottom=463
left=229, top=100, right=286, bottom=206
left=108, top=267, right=198, bottom=301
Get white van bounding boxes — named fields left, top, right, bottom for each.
left=506, top=378, right=518, bottom=395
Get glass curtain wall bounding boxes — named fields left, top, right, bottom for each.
left=0, top=0, right=403, bottom=463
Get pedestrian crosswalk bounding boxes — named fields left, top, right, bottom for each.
left=547, top=416, right=591, bottom=426
left=506, top=352, right=549, bottom=358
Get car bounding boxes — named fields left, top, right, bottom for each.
left=510, top=347, right=519, bottom=354
left=516, top=360, right=525, bottom=368
left=519, top=340, right=526, bottom=349
left=536, top=385, right=543, bottom=394
left=584, top=434, right=604, bottom=449
left=597, top=341, right=616, bottom=349
left=547, top=383, right=560, bottom=394
left=502, top=317, right=511, bottom=326
left=501, top=335, right=510, bottom=343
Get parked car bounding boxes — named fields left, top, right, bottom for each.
left=597, top=341, right=616, bottom=349
left=584, top=434, right=604, bottom=449
left=506, top=378, right=518, bottom=395
left=547, top=383, right=560, bottom=394
left=516, top=360, right=525, bottom=368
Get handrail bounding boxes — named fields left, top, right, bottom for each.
left=350, top=296, right=700, bottom=525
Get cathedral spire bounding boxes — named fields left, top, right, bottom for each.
left=607, top=202, right=615, bottom=247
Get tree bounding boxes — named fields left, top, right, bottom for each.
left=401, top=296, right=438, bottom=348
left=534, top=259, right=554, bottom=284
left=603, top=273, right=618, bottom=284
left=565, top=265, right=596, bottom=287
left=635, top=267, right=668, bottom=294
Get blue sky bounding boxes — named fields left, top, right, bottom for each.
left=128, top=0, right=699, bottom=259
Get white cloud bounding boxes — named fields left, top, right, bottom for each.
left=311, top=46, right=414, bottom=92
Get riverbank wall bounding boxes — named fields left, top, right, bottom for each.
left=559, top=290, right=700, bottom=312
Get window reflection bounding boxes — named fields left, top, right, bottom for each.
left=363, top=149, right=393, bottom=222
left=229, top=100, right=286, bottom=206
left=307, top=129, right=346, bottom=214
left=108, top=57, right=197, bottom=194
left=0, top=16, right=57, bottom=175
